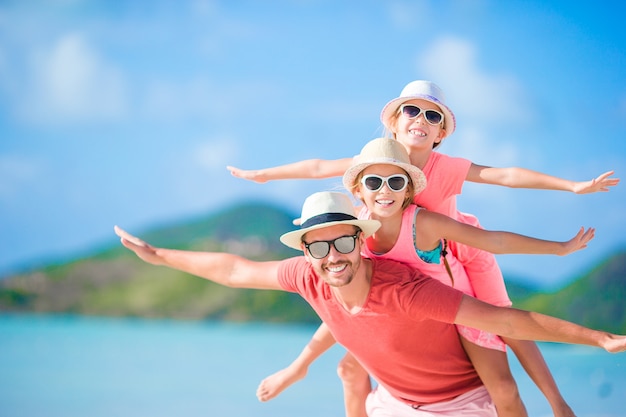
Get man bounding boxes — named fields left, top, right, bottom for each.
left=115, top=191, right=626, bottom=416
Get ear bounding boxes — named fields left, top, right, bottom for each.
left=357, top=230, right=367, bottom=249
left=434, top=127, right=446, bottom=146
left=301, top=243, right=312, bottom=264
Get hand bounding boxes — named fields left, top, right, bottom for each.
left=602, top=334, right=626, bottom=353
left=573, top=170, right=620, bottom=194
left=114, top=226, right=163, bottom=265
left=559, top=227, right=595, bottom=255
left=226, top=166, right=269, bottom=184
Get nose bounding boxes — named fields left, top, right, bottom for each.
left=378, top=181, right=393, bottom=193
left=414, top=113, right=428, bottom=124
left=326, top=244, right=341, bottom=259
left=325, top=241, right=349, bottom=261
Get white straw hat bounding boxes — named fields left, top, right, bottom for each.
left=280, top=191, right=381, bottom=251
left=380, top=80, right=456, bottom=139
left=342, top=138, right=427, bottom=196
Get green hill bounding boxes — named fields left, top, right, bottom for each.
left=514, top=251, right=626, bottom=334
left=1, top=200, right=625, bottom=333
left=0, top=201, right=319, bottom=323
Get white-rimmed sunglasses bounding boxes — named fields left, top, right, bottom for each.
left=399, top=104, right=444, bottom=125
left=360, top=174, right=409, bottom=192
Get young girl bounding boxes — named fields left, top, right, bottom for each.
left=227, top=81, right=618, bottom=417
left=252, top=138, right=594, bottom=417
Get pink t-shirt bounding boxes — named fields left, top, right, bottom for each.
left=277, top=256, right=483, bottom=406
left=413, top=151, right=471, bottom=217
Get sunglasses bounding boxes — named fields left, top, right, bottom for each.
left=399, top=104, right=444, bottom=125
left=304, top=232, right=361, bottom=259
left=361, top=174, right=409, bottom=192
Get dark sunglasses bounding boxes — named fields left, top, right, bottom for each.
left=304, top=232, right=361, bottom=259
left=399, top=104, right=444, bottom=125
left=361, top=174, right=408, bottom=192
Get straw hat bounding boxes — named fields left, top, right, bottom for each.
left=380, top=80, right=456, bottom=138
left=280, top=191, right=381, bottom=251
left=342, top=138, right=427, bottom=196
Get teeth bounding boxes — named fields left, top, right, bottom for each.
left=377, top=199, right=394, bottom=205
left=328, top=264, right=347, bottom=272
left=409, top=129, right=426, bottom=137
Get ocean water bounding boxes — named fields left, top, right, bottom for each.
left=0, top=314, right=624, bottom=417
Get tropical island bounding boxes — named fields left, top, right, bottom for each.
left=1, top=201, right=625, bottom=334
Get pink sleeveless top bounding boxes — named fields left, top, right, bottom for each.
left=360, top=205, right=473, bottom=296
left=359, top=204, right=506, bottom=351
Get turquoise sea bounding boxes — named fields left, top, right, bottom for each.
left=1, top=314, right=625, bottom=417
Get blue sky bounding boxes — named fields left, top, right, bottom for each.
left=1, top=0, right=625, bottom=289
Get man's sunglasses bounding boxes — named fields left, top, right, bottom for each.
left=361, top=174, right=408, bottom=192
left=304, top=232, right=360, bottom=259
left=399, top=104, right=444, bottom=125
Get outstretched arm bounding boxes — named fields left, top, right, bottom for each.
left=456, top=295, right=626, bottom=353
left=416, top=210, right=594, bottom=256
left=114, top=226, right=283, bottom=290
left=467, top=164, right=619, bottom=194
left=227, top=158, right=352, bottom=184
left=257, top=322, right=336, bottom=402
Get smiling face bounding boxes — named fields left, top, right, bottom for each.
left=390, top=98, right=447, bottom=152
left=301, top=224, right=365, bottom=288
left=355, top=164, right=413, bottom=219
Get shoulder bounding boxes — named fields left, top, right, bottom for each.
left=431, top=152, right=471, bottom=168
left=278, top=256, right=311, bottom=275
left=371, top=257, right=422, bottom=283
left=277, top=257, right=314, bottom=290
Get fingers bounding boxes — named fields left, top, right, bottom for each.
left=576, top=227, right=595, bottom=248
left=226, top=165, right=242, bottom=178
left=256, top=380, right=270, bottom=402
left=113, top=225, right=148, bottom=247
left=596, top=171, right=620, bottom=187
left=583, top=227, right=595, bottom=243
left=597, top=170, right=614, bottom=180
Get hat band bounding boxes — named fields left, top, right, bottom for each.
left=300, top=212, right=357, bottom=229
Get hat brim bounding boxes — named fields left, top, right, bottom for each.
left=280, top=219, right=381, bottom=251
left=380, top=95, right=456, bottom=139
left=343, top=159, right=427, bottom=197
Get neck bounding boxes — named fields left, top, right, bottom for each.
left=332, top=259, right=372, bottom=314
left=367, top=211, right=402, bottom=255
left=408, top=149, right=431, bottom=169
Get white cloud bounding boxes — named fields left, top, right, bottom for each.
left=193, top=138, right=239, bottom=171
left=412, top=35, right=533, bottom=184
left=140, top=78, right=284, bottom=123
left=387, top=1, right=434, bottom=30
left=16, top=33, right=129, bottom=125
left=417, top=36, right=534, bottom=126
left=444, top=126, right=519, bottom=166
left=141, top=78, right=217, bottom=122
